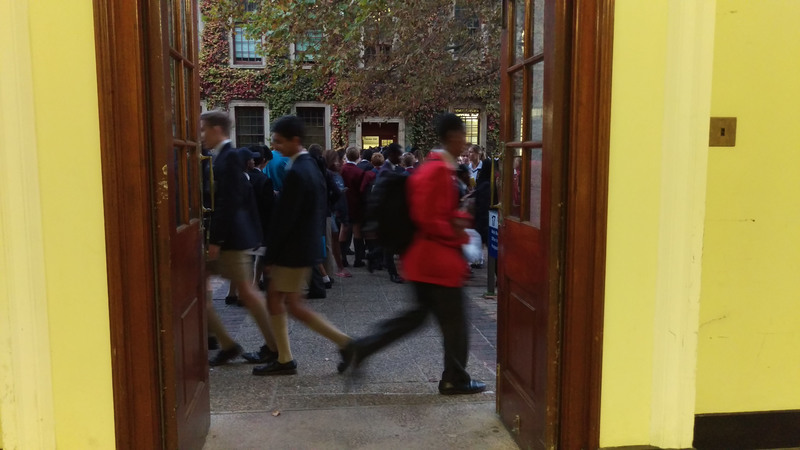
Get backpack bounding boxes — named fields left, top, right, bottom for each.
left=364, top=171, right=416, bottom=254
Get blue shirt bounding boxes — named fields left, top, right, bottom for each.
left=264, top=150, right=289, bottom=191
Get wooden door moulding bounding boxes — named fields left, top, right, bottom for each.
left=92, top=0, right=165, bottom=449
left=559, top=0, right=614, bottom=448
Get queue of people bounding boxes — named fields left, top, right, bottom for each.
left=200, top=109, right=492, bottom=395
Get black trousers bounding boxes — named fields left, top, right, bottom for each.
left=355, top=282, right=471, bottom=384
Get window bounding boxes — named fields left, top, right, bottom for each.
left=454, top=1, right=480, bottom=37
left=455, top=108, right=481, bottom=145
left=234, top=106, right=265, bottom=147
left=295, top=30, right=323, bottom=63
left=363, top=17, right=392, bottom=65
left=232, top=25, right=261, bottom=65
left=296, top=107, right=326, bottom=148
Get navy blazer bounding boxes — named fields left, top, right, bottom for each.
left=265, top=153, right=326, bottom=267
left=208, top=142, right=262, bottom=250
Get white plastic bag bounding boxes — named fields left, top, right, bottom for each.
left=462, top=228, right=483, bottom=264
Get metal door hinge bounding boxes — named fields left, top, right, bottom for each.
left=512, top=414, right=521, bottom=435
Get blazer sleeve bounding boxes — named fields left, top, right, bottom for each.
left=410, top=164, right=469, bottom=248
left=209, top=150, right=246, bottom=246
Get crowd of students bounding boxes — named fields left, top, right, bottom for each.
left=200, top=110, right=492, bottom=395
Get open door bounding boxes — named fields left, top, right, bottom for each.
left=158, top=0, right=210, bottom=448
left=496, top=0, right=567, bottom=448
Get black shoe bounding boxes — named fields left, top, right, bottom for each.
left=258, top=279, right=266, bottom=291
left=389, top=274, right=405, bottom=284
left=224, top=295, right=239, bottom=305
left=208, top=336, right=219, bottom=350
left=325, top=279, right=333, bottom=289
left=241, top=345, right=279, bottom=364
left=307, top=291, right=326, bottom=299
left=438, top=380, right=487, bottom=395
left=209, top=344, right=243, bottom=367
left=252, top=360, right=298, bottom=376
left=337, top=341, right=362, bottom=373
left=353, top=260, right=366, bottom=268
left=367, top=258, right=377, bottom=273
left=346, top=248, right=355, bottom=255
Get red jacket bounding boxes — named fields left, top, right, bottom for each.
left=341, top=162, right=365, bottom=222
left=401, top=152, right=470, bottom=287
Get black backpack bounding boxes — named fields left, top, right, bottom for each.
left=364, top=171, right=416, bottom=254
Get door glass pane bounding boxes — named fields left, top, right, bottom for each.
left=170, top=59, right=178, bottom=137
left=167, top=0, right=174, bottom=49
left=511, top=69, right=524, bottom=142
left=184, top=65, right=192, bottom=140
left=187, top=148, right=196, bottom=220
left=509, top=148, right=523, bottom=218
left=174, top=147, right=185, bottom=225
left=531, top=0, right=544, bottom=56
left=530, top=62, right=544, bottom=142
left=180, top=0, right=187, bottom=56
left=529, top=148, right=542, bottom=228
left=513, top=0, right=525, bottom=62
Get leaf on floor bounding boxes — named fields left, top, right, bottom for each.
left=272, top=410, right=281, bottom=417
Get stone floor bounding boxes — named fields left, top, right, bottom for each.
left=204, top=259, right=517, bottom=449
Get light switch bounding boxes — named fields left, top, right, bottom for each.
left=709, top=117, right=737, bottom=147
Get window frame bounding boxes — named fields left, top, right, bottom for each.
left=228, top=101, right=269, bottom=147
left=290, top=102, right=331, bottom=150
left=229, top=23, right=265, bottom=68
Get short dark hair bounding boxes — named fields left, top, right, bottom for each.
left=271, top=115, right=305, bottom=142
left=362, top=148, right=374, bottom=162
left=384, top=143, right=403, bottom=158
left=200, top=110, right=232, bottom=136
left=308, top=143, right=324, bottom=158
left=435, top=113, right=465, bottom=142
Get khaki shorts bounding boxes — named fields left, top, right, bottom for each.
left=207, top=250, right=252, bottom=283
left=270, top=266, right=311, bottom=293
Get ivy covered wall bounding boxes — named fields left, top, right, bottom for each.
left=198, top=0, right=499, bottom=151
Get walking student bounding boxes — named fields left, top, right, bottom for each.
left=341, top=113, right=486, bottom=395
left=255, top=115, right=351, bottom=376
left=200, top=110, right=279, bottom=367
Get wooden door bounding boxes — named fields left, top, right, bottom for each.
left=159, top=0, right=209, bottom=448
left=496, top=0, right=568, bottom=448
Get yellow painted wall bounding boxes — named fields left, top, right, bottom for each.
left=696, top=0, right=800, bottom=414
left=600, top=0, right=669, bottom=445
left=0, top=0, right=116, bottom=448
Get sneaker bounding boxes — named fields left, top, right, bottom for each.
left=241, top=345, right=278, bottom=364
left=209, top=344, right=243, bottom=367
left=252, top=360, right=298, bottom=376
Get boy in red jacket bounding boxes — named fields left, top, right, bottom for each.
left=340, top=114, right=486, bottom=395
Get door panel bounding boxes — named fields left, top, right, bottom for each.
left=161, top=0, right=209, bottom=448
left=497, top=0, right=565, bottom=448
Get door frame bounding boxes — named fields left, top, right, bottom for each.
left=92, top=0, right=615, bottom=447
left=93, top=0, right=181, bottom=448
left=497, top=0, right=615, bottom=448
left=558, top=1, right=614, bottom=447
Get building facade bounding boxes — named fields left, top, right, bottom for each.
left=197, top=0, right=497, bottom=152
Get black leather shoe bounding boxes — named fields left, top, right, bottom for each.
left=353, top=260, right=366, bottom=268
left=208, top=336, right=219, bottom=350
left=209, top=344, right=243, bottom=367
left=337, top=341, right=361, bottom=373
left=252, top=360, right=298, bottom=376
left=389, top=274, right=405, bottom=284
left=438, top=380, right=487, bottom=395
left=325, top=279, right=333, bottom=289
left=242, top=345, right=278, bottom=364
left=307, top=291, right=326, bottom=299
